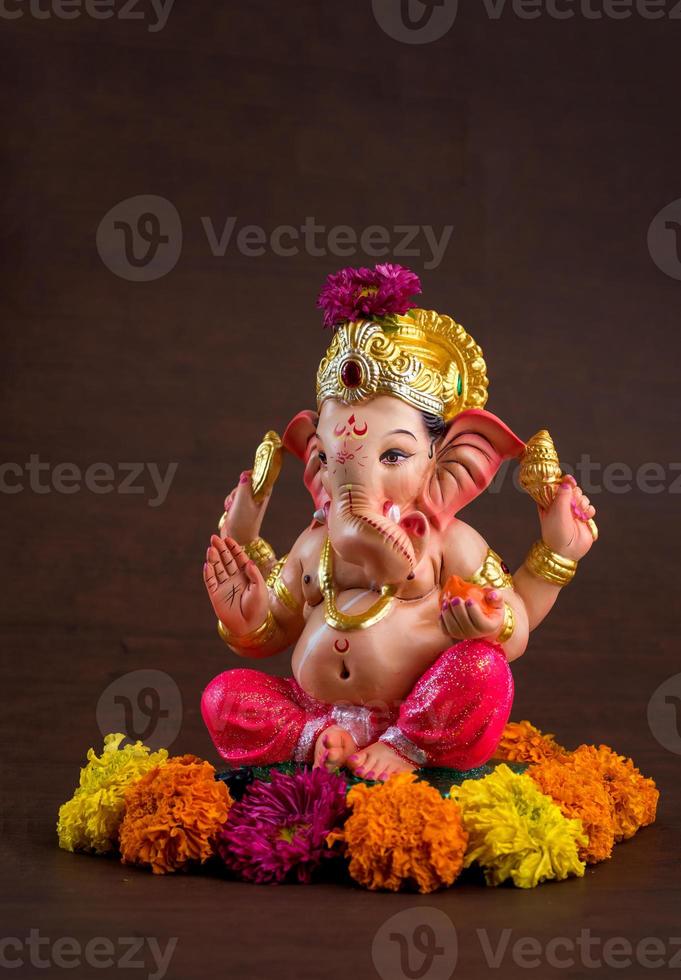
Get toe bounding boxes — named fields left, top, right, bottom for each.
left=316, top=727, right=357, bottom=770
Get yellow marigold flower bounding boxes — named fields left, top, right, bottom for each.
left=119, top=755, right=232, bottom=874
left=57, top=733, right=168, bottom=855
left=496, top=720, right=568, bottom=765
left=529, top=756, right=615, bottom=864
left=326, top=772, right=468, bottom=893
left=451, top=764, right=586, bottom=888
left=570, top=744, right=659, bottom=842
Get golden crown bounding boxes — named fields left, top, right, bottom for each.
left=315, top=309, right=489, bottom=421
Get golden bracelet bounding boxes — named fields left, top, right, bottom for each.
left=217, top=610, right=277, bottom=649
left=496, top=602, right=515, bottom=644
left=525, top=539, right=577, bottom=587
left=243, top=537, right=276, bottom=570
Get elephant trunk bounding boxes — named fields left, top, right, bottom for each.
left=327, top=483, right=427, bottom=585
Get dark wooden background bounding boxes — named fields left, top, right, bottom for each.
left=1, top=2, right=680, bottom=978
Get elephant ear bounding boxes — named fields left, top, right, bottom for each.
left=282, top=410, right=328, bottom=513
left=424, top=409, right=525, bottom=529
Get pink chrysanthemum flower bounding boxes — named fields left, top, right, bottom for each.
left=317, top=263, right=422, bottom=329
left=217, top=768, right=349, bottom=884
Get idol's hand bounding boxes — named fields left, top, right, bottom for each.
left=204, top=534, right=269, bottom=636
left=440, top=588, right=505, bottom=641
left=539, top=475, right=597, bottom=561
left=218, top=470, right=271, bottom=544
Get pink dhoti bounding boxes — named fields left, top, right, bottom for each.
left=201, top=639, right=513, bottom=771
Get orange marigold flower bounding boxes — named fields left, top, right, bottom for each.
left=496, top=720, right=568, bottom=765
left=529, top=756, right=615, bottom=864
left=326, top=772, right=468, bottom=893
left=119, top=755, right=232, bottom=874
left=570, top=744, right=659, bottom=842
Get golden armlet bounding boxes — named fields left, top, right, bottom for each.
left=524, top=539, right=577, bottom=587
left=266, top=555, right=300, bottom=614
left=468, top=548, right=514, bottom=591
left=496, top=602, right=515, bottom=644
left=217, top=610, right=277, bottom=649
left=243, top=537, right=276, bottom=570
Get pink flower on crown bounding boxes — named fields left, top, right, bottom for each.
left=317, top=263, right=422, bottom=329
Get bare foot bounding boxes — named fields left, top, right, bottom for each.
left=313, top=726, right=357, bottom=771
left=347, top=741, right=415, bottom=781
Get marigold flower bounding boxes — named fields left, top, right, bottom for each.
left=119, top=755, right=232, bottom=874
left=496, top=720, right=568, bottom=765
left=57, top=733, right=168, bottom=855
left=528, top=755, right=615, bottom=864
left=217, top=767, right=349, bottom=884
left=451, top=764, right=586, bottom=888
left=326, top=772, right=468, bottom=893
left=570, top=744, right=659, bottom=842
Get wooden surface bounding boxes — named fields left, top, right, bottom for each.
left=2, top=2, right=680, bottom=978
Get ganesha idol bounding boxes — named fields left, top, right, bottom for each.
left=201, top=264, right=598, bottom=781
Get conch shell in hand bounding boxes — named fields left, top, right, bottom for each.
left=519, top=430, right=563, bottom=510
left=519, top=429, right=598, bottom=540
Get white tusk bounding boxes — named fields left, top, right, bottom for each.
left=388, top=504, right=401, bottom=524
left=313, top=508, right=327, bottom=524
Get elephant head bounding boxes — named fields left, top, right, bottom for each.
left=284, top=395, right=524, bottom=586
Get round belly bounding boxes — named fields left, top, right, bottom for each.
left=292, top=588, right=445, bottom=707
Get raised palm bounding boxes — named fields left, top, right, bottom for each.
left=203, top=534, right=268, bottom=636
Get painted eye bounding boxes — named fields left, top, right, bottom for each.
left=318, top=451, right=327, bottom=464
left=380, top=449, right=410, bottom=465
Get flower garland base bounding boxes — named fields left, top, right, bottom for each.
left=56, top=721, right=659, bottom=892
